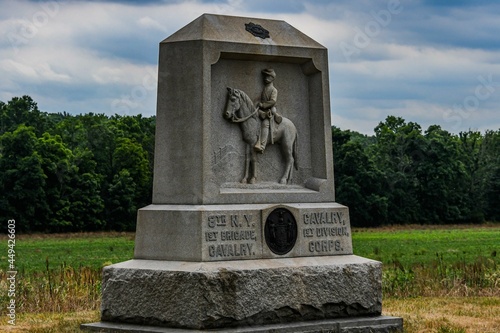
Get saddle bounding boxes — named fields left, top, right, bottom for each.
left=275, top=113, right=283, bottom=124
left=258, top=109, right=283, bottom=124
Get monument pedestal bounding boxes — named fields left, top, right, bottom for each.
left=82, top=13, right=402, bottom=332
left=82, top=256, right=402, bottom=332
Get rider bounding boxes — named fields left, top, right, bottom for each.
left=254, top=68, right=282, bottom=153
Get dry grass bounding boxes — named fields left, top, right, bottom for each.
left=0, top=311, right=99, bottom=332
left=384, top=297, right=500, bottom=333
left=0, top=298, right=498, bottom=332
left=383, top=256, right=499, bottom=298
left=0, top=266, right=102, bottom=333
left=0, top=266, right=102, bottom=314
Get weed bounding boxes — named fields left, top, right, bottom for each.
left=355, top=226, right=500, bottom=298
left=437, top=325, right=466, bottom=333
left=0, top=263, right=102, bottom=314
left=382, top=254, right=499, bottom=298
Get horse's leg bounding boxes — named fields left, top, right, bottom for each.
left=280, top=157, right=293, bottom=184
left=249, top=146, right=257, bottom=184
left=279, top=127, right=297, bottom=184
left=241, top=145, right=250, bottom=183
left=279, top=141, right=294, bottom=184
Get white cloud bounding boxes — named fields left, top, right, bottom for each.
left=137, top=16, right=168, bottom=32
left=37, top=63, right=71, bottom=82
left=0, top=0, right=498, bottom=135
left=1, top=59, right=39, bottom=79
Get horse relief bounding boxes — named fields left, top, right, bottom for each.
left=223, top=86, right=298, bottom=185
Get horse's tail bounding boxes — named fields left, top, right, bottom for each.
left=293, top=131, right=298, bottom=170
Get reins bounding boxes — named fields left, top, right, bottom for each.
left=231, top=107, right=259, bottom=123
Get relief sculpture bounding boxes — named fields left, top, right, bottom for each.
left=223, top=69, right=298, bottom=184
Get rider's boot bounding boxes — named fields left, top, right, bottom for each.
left=254, top=139, right=262, bottom=152
left=254, top=119, right=269, bottom=153
left=257, top=128, right=268, bottom=153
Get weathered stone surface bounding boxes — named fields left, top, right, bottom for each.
left=100, top=256, right=381, bottom=330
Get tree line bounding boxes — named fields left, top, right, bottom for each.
left=0, top=96, right=154, bottom=232
left=0, top=96, right=498, bottom=232
left=333, top=116, right=500, bottom=226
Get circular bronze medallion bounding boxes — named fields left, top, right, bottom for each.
left=264, top=208, right=297, bottom=255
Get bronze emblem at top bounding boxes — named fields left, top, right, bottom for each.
left=245, top=22, right=270, bottom=39
left=264, top=208, right=297, bottom=255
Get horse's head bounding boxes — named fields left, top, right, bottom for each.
left=223, top=87, right=242, bottom=121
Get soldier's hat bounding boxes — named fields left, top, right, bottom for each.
left=262, top=68, right=276, bottom=78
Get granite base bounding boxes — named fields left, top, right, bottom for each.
left=89, top=256, right=394, bottom=330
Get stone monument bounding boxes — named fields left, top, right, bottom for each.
left=82, top=13, right=403, bottom=332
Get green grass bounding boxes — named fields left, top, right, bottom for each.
left=0, top=233, right=135, bottom=317
left=352, top=226, right=499, bottom=266
left=5, top=232, right=135, bottom=273
left=352, top=225, right=500, bottom=297
left=4, top=226, right=499, bottom=273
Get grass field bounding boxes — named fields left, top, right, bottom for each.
left=353, top=225, right=499, bottom=298
left=12, top=232, right=135, bottom=273
left=9, top=225, right=499, bottom=272
left=0, top=225, right=499, bottom=332
left=352, top=225, right=499, bottom=266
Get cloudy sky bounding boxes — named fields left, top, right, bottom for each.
left=1, top=0, right=499, bottom=135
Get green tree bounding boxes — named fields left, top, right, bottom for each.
left=457, top=130, right=499, bottom=223
left=333, top=126, right=388, bottom=227
left=416, top=125, right=468, bottom=223
left=485, top=166, right=500, bottom=221
left=80, top=113, right=116, bottom=178
left=36, top=132, right=74, bottom=231
left=66, top=148, right=105, bottom=231
left=0, top=96, right=158, bottom=232
left=111, top=136, right=152, bottom=210
left=111, top=114, right=155, bottom=175
left=0, top=125, right=47, bottom=232
left=113, top=137, right=150, bottom=188
left=460, top=129, right=500, bottom=222
left=51, top=113, right=87, bottom=150
left=481, top=130, right=500, bottom=221
left=0, top=96, right=49, bottom=136
left=105, top=169, right=137, bottom=231
left=373, top=116, right=425, bottom=223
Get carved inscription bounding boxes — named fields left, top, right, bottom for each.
left=211, top=144, right=237, bottom=166
left=205, top=213, right=258, bottom=259
left=300, top=210, right=351, bottom=255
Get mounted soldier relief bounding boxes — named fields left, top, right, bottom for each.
left=224, top=69, right=298, bottom=185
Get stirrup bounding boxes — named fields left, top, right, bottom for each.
left=254, top=145, right=264, bottom=153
